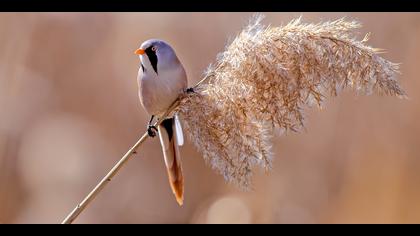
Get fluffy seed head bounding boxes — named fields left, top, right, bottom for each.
left=177, top=15, right=406, bottom=188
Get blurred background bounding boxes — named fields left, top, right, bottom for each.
left=0, top=13, right=419, bottom=224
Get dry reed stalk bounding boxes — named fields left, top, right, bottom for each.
left=61, top=99, right=181, bottom=224
left=62, top=15, right=405, bottom=223
left=61, top=77, right=207, bottom=224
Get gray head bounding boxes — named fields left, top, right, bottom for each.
left=134, top=39, right=180, bottom=75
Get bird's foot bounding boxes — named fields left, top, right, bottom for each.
left=185, top=87, right=195, bottom=94
left=147, top=125, right=158, bottom=137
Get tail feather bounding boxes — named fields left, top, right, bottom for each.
left=158, top=118, right=184, bottom=205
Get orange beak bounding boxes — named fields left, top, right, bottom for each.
left=134, top=48, right=145, bottom=55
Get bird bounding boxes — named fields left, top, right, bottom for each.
left=134, top=39, right=188, bottom=206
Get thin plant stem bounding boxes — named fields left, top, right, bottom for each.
left=61, top=99, right=180, bottom=224
left=60, top=76, right=209, bottom=224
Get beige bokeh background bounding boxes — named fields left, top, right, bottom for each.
left=0, top=13, right=419, bottom=224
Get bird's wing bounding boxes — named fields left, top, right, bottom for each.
left=174, top=113, right=184, bottom=146
left=158, top=118, right=184, bottom=205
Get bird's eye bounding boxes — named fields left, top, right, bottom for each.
left=151, top=46, right=157, bottom=52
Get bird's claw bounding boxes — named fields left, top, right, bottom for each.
left=185, top=87, right=195, bottom=94
left=147, top=125, right=158, bottom=137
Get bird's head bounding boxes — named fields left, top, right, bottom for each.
left=134, top=39, right=179, bottom=75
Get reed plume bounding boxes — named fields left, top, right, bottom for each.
left=177, top=15, right=406, bottom=188
left=62, top=14, right=406, bottom=224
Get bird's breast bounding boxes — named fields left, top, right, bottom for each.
left=138, top=68, right=187, bottom=116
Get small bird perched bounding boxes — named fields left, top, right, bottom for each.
left=134, top=39, right=188, bottom=205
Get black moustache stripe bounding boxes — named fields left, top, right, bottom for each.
left=145, top=46, right=158, bottom=75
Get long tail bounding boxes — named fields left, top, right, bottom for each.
left=158, top=118, right=184, bottom=205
